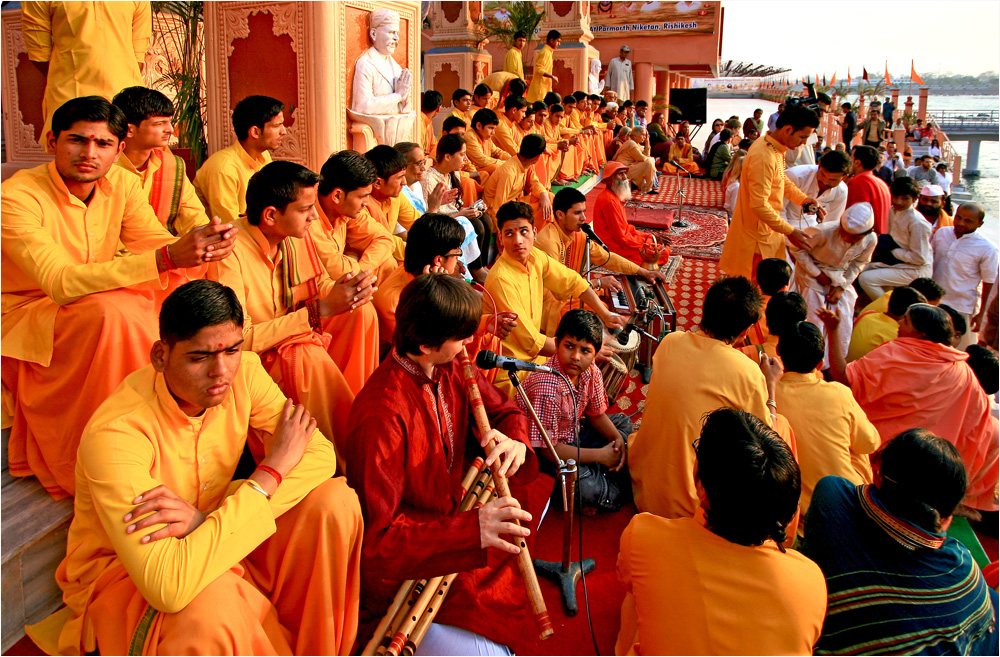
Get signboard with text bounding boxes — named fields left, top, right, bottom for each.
left=589, top=1, right=716, bottom=36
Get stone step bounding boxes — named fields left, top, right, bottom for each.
left=1, top=429, right=73, bottom=653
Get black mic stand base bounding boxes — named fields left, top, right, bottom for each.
left=533, top=557, right=596, bottom=617
left=637, top=363, right=654, bottom=385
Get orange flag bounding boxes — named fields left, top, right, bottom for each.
left=830, top=71, right=837, bottom=86
left=911, top=60, right=924, bottom=85
left=884, top=61, right=891, bottom=85
left=847, top=67, right=852, bottom=84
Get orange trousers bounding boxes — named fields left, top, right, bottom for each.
left=90, top=478, right=364, bottom=656
left=1, top=286, right=175, bottom=499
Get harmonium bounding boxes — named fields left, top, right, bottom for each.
left=602, top=274, right=676, bottom=385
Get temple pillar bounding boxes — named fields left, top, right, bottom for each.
left=654, top=69, right=669, bottom=118
left=424, top=0, right=490, bottom=133
left=634, top=62, right=653, bottom=110
left=204, top=1, right=421, bottom=165
left=890, top=88, right=900, bottom=121
left=1, top=9, right=52, bottom=181
left=904, top=95, right=914, bottom=122
left=917, top=87, right=929, bottom=122
left=537, top=1, right=599, bottom=99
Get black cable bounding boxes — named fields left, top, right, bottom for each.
left=555, top=371, right=599, bottom=655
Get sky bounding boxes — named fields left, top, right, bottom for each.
left=720, top=0, right=1000, bottom=79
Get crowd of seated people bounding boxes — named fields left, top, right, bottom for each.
left=2, top=8, right=997, bottom=655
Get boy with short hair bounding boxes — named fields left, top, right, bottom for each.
left=517, top=310, right=633, bottom=509
left=743, top=258, right=791, bottom=347
left=112, top=86, right=209, bottom=235
left=858, top=176, right=933, bottom=300
left=420, top=90, right=444, bottom=160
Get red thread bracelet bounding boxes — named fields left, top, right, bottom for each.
left=160, top=245, right=177, bottom=270
left=256, top=464, right=282, bottom=487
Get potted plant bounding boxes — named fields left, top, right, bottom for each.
left=150, top=1, right=207, bottom=173
left=477, top=1, right=545, bottom=65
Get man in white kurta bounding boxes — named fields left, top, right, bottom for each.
left=790, top=203, right=877, bottom=368
left=858, top=199, right=933, bottom=299
left=605, top=47, right=634, bottom=103
left=781, top=152, right=851, bottom=232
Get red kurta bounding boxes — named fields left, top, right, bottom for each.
left=592, top=187, right=670, bottom=266
left=846, top=171, right=891, bottom=235
left=345, top=350, right=549, bottom=649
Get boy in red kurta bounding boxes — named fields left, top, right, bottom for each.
left=346, top=273, right=548, bottom=655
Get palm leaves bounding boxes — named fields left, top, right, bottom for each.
left=150, top=1, right=207, bottom=166
left=478, top=1, right=545, bottom=50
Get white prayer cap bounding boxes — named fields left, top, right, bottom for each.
left=841, top=202, right=874, bottom=234
left=370, top=8, right=400, bottom=30
left=920, top=184, right=945, bottom=197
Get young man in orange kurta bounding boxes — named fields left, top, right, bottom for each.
left=363, top=145, right=420, bottom=262
left=194, top=95, right=286, bottom=225
left=719, top=104, right=822, bottom=281
left=308, top=151, right=395, bottom=393
left=111, top=86, right=209, bottom=236
left=483, top=134, right=555, bottom=231
left=1, top=96, right=237, bottom=500
left=617, top=408, right=826, bottom=655
left=628, top=277, right=784, bottom=519
left=420, top=90, right=444, bottom=162
left=209, top=161, right=373, bottom=466
left=28, top=280, right=362, bottom=656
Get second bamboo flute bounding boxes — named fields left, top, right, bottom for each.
left=458, top=348, right=554, bottom=641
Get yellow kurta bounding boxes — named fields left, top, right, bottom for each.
left=362, top=194, right=417, bottom=263
left=613, top=139, right=656, bottom=193
left=420, top=112, right=437, bottom=160
left=535, top=220, right=638, bottom=334
left=482, top=156, right=549, bottom=228
left=113, top=149, right=209, bottom=236
left=439, top=108, right=472, bottom=139
left=311, top=204, right=395, bottom=281
left=859, top=290, right=892, bottom=315
left=484, top=247, right=590, bottom=396
left=494, top=114, right=522, bottom=157
left=193, top=142, right=272, bottom=225
left=775, top=371, right=880, bottom=519
left=503, top=47, right=524, bottom=79
left=22, top=1, right=151, bottom=147
left=48, top=353, right=349, bottom=655
left=846, top=312, right=900, bottom=362
left=1, top=162, right=175, bottom=367
left=719, top=135, right=807, bottom=280
left=208, top=219, right=358, bottom=459
left=463, top=130, right=511, bottom=176
left=371, top=266, right=415, bottom=359
left=629, top=331, right=773, bottom=519
left=526, top=44, right=554, bottom=103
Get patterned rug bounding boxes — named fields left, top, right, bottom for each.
left=622, top=204, right=729, bottom=261
left=634, top=175, right=725, bottom=208
left=608, top=257, right=722, bottom=430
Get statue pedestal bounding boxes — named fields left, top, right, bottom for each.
left=347, top=109, right=417, bottom=152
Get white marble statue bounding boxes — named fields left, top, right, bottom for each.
left=349, top=8, right=415, bottom=145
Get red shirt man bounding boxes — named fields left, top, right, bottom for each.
left=846, top=145, right=891, bottom=234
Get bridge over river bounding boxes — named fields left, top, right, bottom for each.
left=929, top=109, right=999, bottom=175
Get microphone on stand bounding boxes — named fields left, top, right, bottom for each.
left=580, top=223, right=606, bottom=249
left=476, top=350, right=554, bottom=374
left=671, top=161, right=691, bottom=175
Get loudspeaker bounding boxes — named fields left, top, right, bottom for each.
left=667, top=88, right=707, bottom=125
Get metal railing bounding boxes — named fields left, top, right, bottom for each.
left=927, top=109, right=999, bottom=131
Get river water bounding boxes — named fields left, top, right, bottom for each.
left=703, top=96, right=999, bottom=246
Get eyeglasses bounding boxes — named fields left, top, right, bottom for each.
left=444, top=250, right=463, bottom=259
left=692, top=437, right=700, bottom=452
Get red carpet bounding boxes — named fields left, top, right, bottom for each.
left=627, top=206, right=728, bottom=260
left=636, top=175, right=724, bottom=208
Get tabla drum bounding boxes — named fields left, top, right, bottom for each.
left=600, top=329, right=640, bottom=402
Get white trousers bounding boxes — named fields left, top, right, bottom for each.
left=801, top=283, right=857, bottom=370
left=415, top=624, right=514, bottom=656
left=857, top=264, right=930, bottom=300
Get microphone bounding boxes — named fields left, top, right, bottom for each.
left=476, top=350, right=553, bottom=373
left=671, top=161, right=691, bottom=175
left=616, top=323, right=637, bottom=345
left=580, top=223, right=607, bottom=249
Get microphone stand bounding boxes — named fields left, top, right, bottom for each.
left=507, top=367, right=595, bottom=617
left=671, top=166, right=690, bottom=230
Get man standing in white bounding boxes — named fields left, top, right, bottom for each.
left=605, top=46, right=634, bottom=103
left=931, top=201, right=998, bottom=347
left=789, top=203, right=877, bottom=368
left=781, top=151, right=851, bottom=231
left=350, top=8, right=413, bottom=145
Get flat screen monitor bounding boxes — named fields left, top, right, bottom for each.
left=668, top=88, right=707, bottom=125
